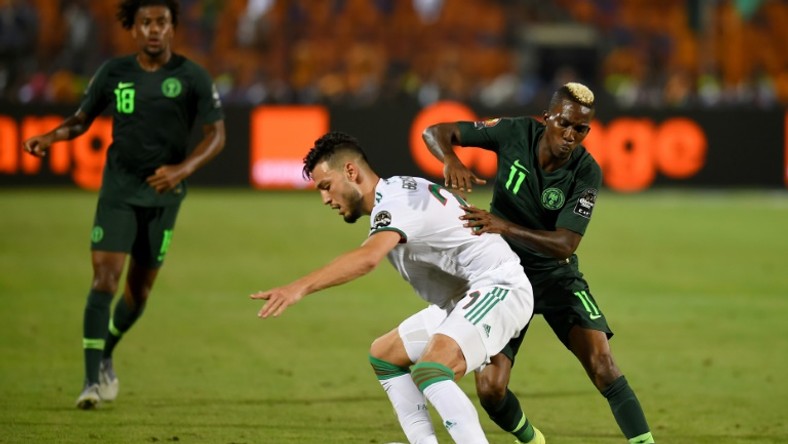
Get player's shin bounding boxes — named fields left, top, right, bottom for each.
left=412, top=362, right=489, bottom=444
left=103, top=296, right=146, bottom=358
left=483, top=388, right=538, bottom=443
left=369, top=356, right=437, bottom=444
left=602, top=375, right=655, bottom=443
left=83, top=290, right=112, bottom=384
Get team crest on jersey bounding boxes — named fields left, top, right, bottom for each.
left=573, top=188, right=597, bottom=218
left=541, top=187, right=565, bottom=210
left=473, top=118, right=501, bottom=129
left=162, top=77, right=182, bottom=98
left=373, top=211, right=392, bottom=229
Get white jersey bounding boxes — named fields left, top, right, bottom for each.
left=369, top=176, right=526, bottom=310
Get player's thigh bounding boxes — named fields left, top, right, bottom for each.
left=436, top=282, right=531, bottom=376
left=541, top=279, right=614, bottom=349
left=397, top=304, right=448, bottom=364
left=131, top=204, right=181, bottom=268
left=91, top=198, right=137, bottom=253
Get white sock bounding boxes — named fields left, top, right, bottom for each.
left=379, top=373, right=438, bottom=444
left=422, top=380, right=488, bottom=444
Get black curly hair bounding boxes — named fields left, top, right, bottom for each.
left=302, top=132, right=372, bottom=180
left=116, top=0, right=180, bottom=30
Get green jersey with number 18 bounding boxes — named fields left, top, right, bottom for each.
left=79, top=53, right=223, bottom=207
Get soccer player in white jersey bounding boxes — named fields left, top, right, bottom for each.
left=251, top=132, right=539, bottom=444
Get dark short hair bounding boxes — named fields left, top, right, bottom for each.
left=548, top=82, right=595, bottom=111
left=302, top=132, right=371, bottom=180
left=116, top=0, right=180, bottom=30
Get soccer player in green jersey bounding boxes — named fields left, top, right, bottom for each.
left=22, top=0, right=225, bottom=410
left=422, top=82, right=655, bottom=443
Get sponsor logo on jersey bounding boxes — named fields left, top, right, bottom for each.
left=541, top=187, right=565, bottom=210
left=473, top=118, right=501, bottom=129
left=573, top=188, right=598, bottom=218
left=117, top=81, right=134, bottom=89
left=373, top=211, right=392, bottom=229
left=161, top=77, right=182, bottom=98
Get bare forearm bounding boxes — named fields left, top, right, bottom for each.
left=422, top=124, right=461, bottom=161
left=179, top=123, right=225, bottom=176
left=50, top=114, right=90, bottom=142
left=292, top=248, right=380, bottom=296
left=502, top=223, right=578, bottom=259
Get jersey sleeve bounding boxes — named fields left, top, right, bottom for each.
left=555, top=153, right=603, bottom=235
left=369, top=194, right=423, bottom=244
left=77, top=61, right=112, bottom=121
left=193, top=66, right=224, bottom=124
left=457, top=117, right=522, bottom=152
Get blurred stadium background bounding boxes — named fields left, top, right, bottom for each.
left=1, top=0, right=787, bottom=191
left=2, top=0, right=788, bottom=108
left=1, top=1, right=787, bottom=443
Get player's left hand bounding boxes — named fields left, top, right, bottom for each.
left=146, top=165, right=187, bottom=193
left=251, top=285, right=305, bottom=318
left=460, top=205, right=509, bottom=235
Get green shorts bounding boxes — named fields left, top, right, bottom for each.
left=90, top=198, right=181, bottom=268
left=501, top=274, right=614, bottom=364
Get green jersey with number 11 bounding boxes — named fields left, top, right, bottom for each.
left=458, top=117, right=602, bottom=274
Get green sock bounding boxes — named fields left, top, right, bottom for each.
left=103, top=296, right=145, bottom=359
left=83, top=290, right=112, bottom=384
left=602, top=376, right=654, bottom=443
left=485, top=389, right=535, bottom=442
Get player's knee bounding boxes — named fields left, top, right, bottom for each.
left=91, top=253, right=125, bottom=293
left=476, top=372, right=507, bottom=409
left=369, top=334, right=394, bottom=361
left=370, top=331, right=414, bottom=367
left=585, top=350, right=621, bottom=389
left=91, top=266, right=122, bottom=294
left=126, top=282, right=153, bottom=303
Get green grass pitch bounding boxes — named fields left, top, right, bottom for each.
left=1, top=188, right=786, bottom=443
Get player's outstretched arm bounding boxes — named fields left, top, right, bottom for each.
left=251, top=230, right=401, bottom=318
left=422, top=123, right=486, bottom=193
left=147, top=120, right=226, bottom=193
left=22, top=111, right=91, bottom=157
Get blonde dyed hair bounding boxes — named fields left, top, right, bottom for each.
left=549, top=82, right=596, bottom=110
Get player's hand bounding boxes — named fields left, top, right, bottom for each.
left=460, top=205, right=508, bottom=235
left=444, top=157, right=486, bottom=193
left=22, top=135, right=53, bottom=157
left=146, top=165, right=187, bottom=193
left=250, top=285, right=305, bottom=318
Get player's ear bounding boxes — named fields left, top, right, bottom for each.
left=344, top=162, right=357, bottom=181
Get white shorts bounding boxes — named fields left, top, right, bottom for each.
left=399, top=274, right=533, bottom=374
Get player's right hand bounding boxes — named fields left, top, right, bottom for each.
left=251, top=284, right=305, bottom=319
left=22, top=135, right=51, bottom=157
left=444, top=157, right=486, bottom=193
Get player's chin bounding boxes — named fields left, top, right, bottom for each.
left=143, top=46, right=164, bottom=57
left=343, top=215, right=360, bottom=224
